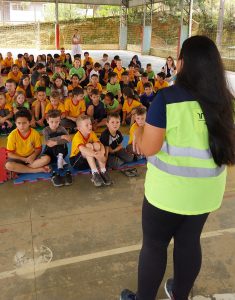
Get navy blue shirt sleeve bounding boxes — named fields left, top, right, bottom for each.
left=146, top=90, right=166, bottom=128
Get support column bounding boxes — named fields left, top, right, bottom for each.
left=177, top=0, right=193, bottom=56
left=142, top=0, right=153, bottom=55
left=119, top=0, right=128, bottom=50
left=55, top=0, right=60, bottom=50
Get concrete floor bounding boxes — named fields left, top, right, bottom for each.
left=0, top=166, right=235, bottom=300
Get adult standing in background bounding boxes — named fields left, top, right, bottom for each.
left=161, top=56, right=177, bottom=83
left=71, top=29, right=82, bottom=59
left=120, top=35, right=235, bottom=300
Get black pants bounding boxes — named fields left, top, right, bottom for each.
left=137, top=197, right=209, bottom=300
left=44, top=144, right=68, bottom=163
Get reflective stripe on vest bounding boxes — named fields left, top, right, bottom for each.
left=148, top=155, right=225, bottom=178
left=161, top=142, right=212, bottom=159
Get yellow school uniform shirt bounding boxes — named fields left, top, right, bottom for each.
left=6, top=92, right=15, bottom=105
left=154, top=80, right=169, bottom=91
left=3, top=57, right=13, bottom=68
left=16, top=85, right=34, bottom=97
left=67, top=84, right=82, bottom=91
left=70, top=130, right=99, bottom=157
left=113, top=67, right=125, bottom=82
left=64, top=98, right=86, bottom=118
left=15, top=59, right=25, bottom=69
left=122, top=99, right=141, bottom=114
left=7, top=128, right=42, bottom=157
left=83, top=57, right=93, bottom=66
left=32, top=99, right=50, bottom=108
left=60, top=54, right=66, bottom=62
left=87, top=83, right=103, bottom=93
left=0, top=103, right=12, bottom=113
left=128, top=122, right=139, bottom=145
left=136, top=81, right=153, bottom=95
left=45, top=102, right=65, bottom=114
left=7, top=71, right=23, bottom=84
left=128, top=69, right=135, bottom=82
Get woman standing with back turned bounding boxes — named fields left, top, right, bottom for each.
left=120, top=36, right=235, bottom=300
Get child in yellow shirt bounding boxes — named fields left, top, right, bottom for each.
left=45, top=91, right=65, bottom=119
left=2, top=52, right=13, bottom=74
left=136, top=72, right=150, bottom=95
left=127, top=106, right=146, bottom=159
left=70, top=115, right=112, bottom=187
left=154, top=72, right=169, bottom=92
left=5, top=109, right=50, bottom=174
left=5, top=79, right=17, bottom=105
left=113, top=59, right=125, bottom=82
left=0, top=92, right=13, bottom=134
left=7, top=65, right=23, bottom=84
left=61, top=87, right=86, bottom=133
left=122, top=87, right=141, bottom=125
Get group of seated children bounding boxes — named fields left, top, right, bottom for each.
left=5, top=106, right=146, bottom=187
left=2, top=50, right=173, bottom=187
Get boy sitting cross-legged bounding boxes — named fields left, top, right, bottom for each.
left=43, top=109, right=72, bottom=187
left=70, top=115, right=112, bottom=187
left=100, top=112, right=134, bottom=169
left=5, top=109, right=51, bottom=174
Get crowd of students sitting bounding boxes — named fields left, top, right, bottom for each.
left=0, top=49, right=176, bottom=187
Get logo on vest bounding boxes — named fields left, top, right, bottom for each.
left=197, top=112, right=205, bottom=121
left=193, top=109, right=206, bottom=132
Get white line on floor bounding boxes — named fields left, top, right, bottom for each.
left=0, top=227, right=235, bottom=280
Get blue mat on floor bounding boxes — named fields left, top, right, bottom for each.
left=13, top=135, right=146, bottom=185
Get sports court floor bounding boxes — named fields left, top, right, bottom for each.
left=0, top=50, right=235, bottom=300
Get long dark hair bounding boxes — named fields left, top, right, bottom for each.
left=176, top=35, right=235, bottom=166
left=18, top=75, right=33, bottom=98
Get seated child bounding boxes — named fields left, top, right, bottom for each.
left=87, top=74, right=103, bottom=94
left=103, top=92, right=122, bottom=114
left=100, top=112, right=134, bottom=169
left=51, top=75, right=68, bottom=102
left=5, top=79, right=16, bottom=105
left=60, top=47, right=66, bottom=62
left=84, top=85, right=93, bottom=105
left=32, top=87, right=49, bottom=127
left=12, top=91, right=30, bottom=115
left=126, top=106, right=147, bottom=159
left=99, top=62, right=111, bottom=86
left=145, top=63, right=155, bottom=85
left=106, top=72, right=122, bottom=103
left=51, top=63, right=66, bottom=82
left=45, top=91, right=65, bottom=119
left=154, top=72, right=169, bottom=92
left=5, top=109, right=51, bottom=174
left=119, top=71, right=135, bottom=94
left=7, top=64, right=23, bottom=84
left=0, top=92, right=13, bottom=134
left=69, top=58, right=86, bottom=86
left=140, top=82, right=156, bottom=110
left=83, top=61, right=93, bottom=87
left=83, top=51, right=94, bottom=67
left=34, top=75, right=51, bottom=97
left=43, top=110, right=72, bottom=187
left=113, top=59, right=125, bottom=82
left=2, top=52, right=14, bottom=74
left=89, top=62, right=101, bottom=81
left=122, top=87, right=141, bottom=125
left=70, top=115, right=112, bottom=187
left=61, top=87, right=86, bottom=132
left=67, top=74, right=82, bottom=92
left=136, top=72, right=150, bottom=95
left=86, top=89, right=107, bottom=131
